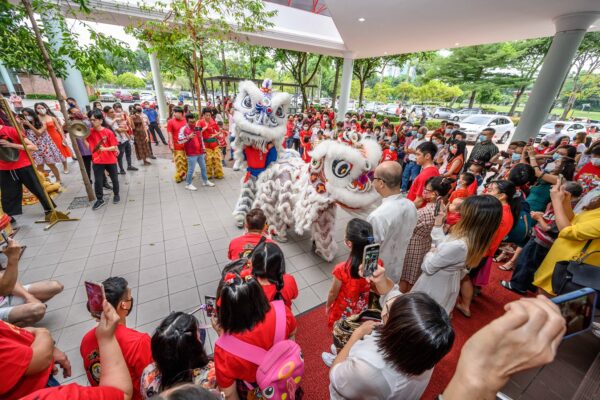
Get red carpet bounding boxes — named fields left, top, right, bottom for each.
left=295, top=264, right=525, bottom=399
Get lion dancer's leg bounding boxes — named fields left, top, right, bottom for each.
left=312, top=205, right=338, bottom=262
left=233, top=175, right=257, bottom=228
left=173, top=150, right=187, bottom=183
left=206, top=147, right=224, bottom=179
left=254, top=174, right=287, bottom=241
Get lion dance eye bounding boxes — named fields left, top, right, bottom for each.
left=275, top=106, right=284, bottom=118
left=262, top=386, right=275, bottom=398
left=332, top=160, right=352, bottom=178
left=242, top=95, right=252, bottom=109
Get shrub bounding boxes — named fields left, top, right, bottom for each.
left=89, top=95, right=98, bottom=101
left=25, top=93, right=57, bottom=100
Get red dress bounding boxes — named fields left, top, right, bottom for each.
left=327, top=261, right=370, bottom=328
left=45, top=118, right=72, bottom=158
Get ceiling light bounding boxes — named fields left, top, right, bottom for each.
left=358, top=17, right=365, bottom=22
left=454, top=42, right=460, bottom=46
left=384, top=51, right=388, bottom=55
left=591, top=25, right=597, bottom=28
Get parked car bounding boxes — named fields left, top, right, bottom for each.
left=319, top=97, right=332, bottom=107
left=364, top=102, right=384, bottom=113
left=99, top=92, right=116, bottom=102
left=535, top=120, right=587, bottom=143
left=449, top=108, right=483, bottom=121
left=587, top=123, right=600, bottom=142
left=116, top=91, right=133, bottom=102
left=432, top=107, right=456, bottom=119
left=458, top=114, right=515, bottom=144
left=132, top=92, right=140, bottom=101
left=140, top=91, right=156, bottom=102
left=409, top=105, right=432, bottom=118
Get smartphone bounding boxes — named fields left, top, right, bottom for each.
left=434, top=197, right=443, bottom=217
left=1, top=231, right=8, bottom=244
left=194, top=126, right=201, bottom=132
left=557, top=173, right=565, bottom=187
left=362, top=243, right=380, bottom=278
left=85, top=281, right=105, bottom=319
left=204, top=295, right=216, bottom=318
left=551, top=287, right=597, bottom=339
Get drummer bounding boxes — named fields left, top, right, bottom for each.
left=0, top=116, right=54, bottom=221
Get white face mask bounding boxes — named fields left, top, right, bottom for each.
left=36, top=109, right=47, bottom=115
left=26, top=116, right=34, bottom=121
left=592, top=158, right=600, bottom=167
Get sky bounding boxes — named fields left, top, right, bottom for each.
left=67, top=19, right=140, bottom=50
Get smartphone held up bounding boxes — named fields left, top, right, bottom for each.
left=551, top=288, right=597, bottom=339
left=362, top=243, right=380, bottom=278
left=85, top=281, right=106, bottom=319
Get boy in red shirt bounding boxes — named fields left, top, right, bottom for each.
left=166, top=106, right=188, bottom=183
left=197, top=108, right=224, bottom=179
left=381, top=144, right=398, bottom=162
left=228, top=208, right=272, bottom=259
left=87, top=111, right=120, bottom=210
left=217, top=120, right=228, bottom=167
left=299, top=123, right=312, bottom=160
left=449, top=172, right=475, bottom=203
left=408, top=141, right=440, bottom=208
left=80, top=277, right=152, bottom=400
left=179, top=113, right=214, bottom=190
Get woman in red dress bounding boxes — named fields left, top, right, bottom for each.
left=34, top=102, right=71, bottom=174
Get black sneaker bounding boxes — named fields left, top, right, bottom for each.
left=113, top=195, right=120, bottom=204
left=119, top=170, right=126, bottom=175
left=150, top=156, right=157, bottom=159
left=127, top=166, right=139, bottom=171
left=103, top=182, right=113, bottom=190
left=92, top=200, right=106, bottom=210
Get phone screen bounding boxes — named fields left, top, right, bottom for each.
left=85, top=281, right=105, bottom=319
left=552, top=289, right=596, bottom=338
left=205, top=295, right=216, bottom=318
left=362, top=243, right=380, bottom=278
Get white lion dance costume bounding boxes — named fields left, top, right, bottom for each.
left=232, top=80, right=382, bottom=261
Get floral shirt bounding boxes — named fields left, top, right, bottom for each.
left=140, top=361, right=218, bottom=399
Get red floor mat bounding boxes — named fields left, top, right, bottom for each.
left=295, top=264, right=523, bottom=399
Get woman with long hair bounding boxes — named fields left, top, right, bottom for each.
left=130, top=105, right=152, bottom=165
left=19, top=107, right=64, bottom=184
left=87, top=110, right=120, bottom=210
left=251, top=241, right=298, bottom=308
left=456, top=181, right=517, bottom=317
left=214, top=272, right=297, bottom=399
left=441, top=140, right=466, bottom=179
left=141, top=312, right=216, bottom=399
left=34, top=102, right=71, bottom=173
left=411, top=195, right=503, bottom=315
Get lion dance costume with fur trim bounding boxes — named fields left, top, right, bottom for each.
left=232, top=80, right=382, bottom=261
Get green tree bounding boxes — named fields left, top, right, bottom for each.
left=353, top=57, right=389, bottom=107
left=115, top=72, right=145, bottom=89
left=393, top=81, right=417, bottom=103
left=275, top=50, right=323, bottom=110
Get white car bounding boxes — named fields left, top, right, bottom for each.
left=99, top=92, right=116, bottom=102
left=139, top=91, right=156, bottom=102
left=458, top=114, right=515, bottom=144
left=535, top=121, right=587, bottom=143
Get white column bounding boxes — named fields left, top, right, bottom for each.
left=0, top=62, right=16, bottom=94
left=337, top=55, right=354, bottom=122
left=41, top=11, right=89, bottom=109
left=149, top=52, right=168, bottom=123
left=513, top=13, right=599, bottom=142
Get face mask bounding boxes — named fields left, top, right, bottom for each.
left=555, top=127, right=562, bottom=133
left=592, top=158, right=600, bottom=167
left=303, top=126, right=308, bottom=131
left=26, top=116, right=33, bottom=121
left=552, top=153, right=561, bottom=161
left=417, top=134, right=424, bottom=139
left=390, top=146, right=396, bottom=151
left=445, top=128, right=452, bottom=134
left=538, top=146, right=545, bottom=150
left=450, top=146, right=456, bottom=153
left=478, top=135, right=486, bottom=142
left=511, top=153, right=521, bottom=161
left=37, top=109, right=46, bottom=115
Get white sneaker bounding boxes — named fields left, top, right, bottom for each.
left=185, top=184, right=197, bottom=191
left=321, top=352, right=335, bottom=367
left=203, top=180, right=215, bottom=187
left=330, top=344, right=337, bottom=355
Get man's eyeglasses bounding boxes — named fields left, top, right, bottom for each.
left=373, top=177, right=386, bottom=184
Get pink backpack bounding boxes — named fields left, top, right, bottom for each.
left=216, top=300, right=304, bottom=399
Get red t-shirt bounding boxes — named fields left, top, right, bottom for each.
left=227, top=233, right=271, bottom=260
left=408, top=165, right=440, bottom=204
left=167, top=118, right=187, bottom=151
left=0, top=125, right=31, bottom=170
left=487, top=204, right=514, bottom=256
left=80, top=325, right=152, bottom=400
left=87, top=128, right=118, bottom=164
left=286, top=121, right=294, bottom=138
left=449, top=187, right=471, bottom=203
left=21, top=384, right=123, bottom=400
left=299, top=129, right=312, bottom=145
left=217, top=129, right=228, bottom=147
left=197, top=119, right=220, bottom=149
left=0, top=321, right=52, bottom=400
left=261, top=274, right=299, bottom=308
left=468, top=179, right=479, bottom=195
left=575, top=161, right=600, bottom=193
left=179, top=125, right=205, bottom=156
left=214, top=305, right=297, bottom=388
left=381, top=149, right=398, bottom=162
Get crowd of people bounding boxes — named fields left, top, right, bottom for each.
left=0, top=95, right=598, bottom=399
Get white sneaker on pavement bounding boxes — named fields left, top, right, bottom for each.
left=185, top=184, right=197, bottom=191
left=203, top=180, right=215, bottom=187
left=321, top=352, right=335, bottom=367
left=330, top=344, right=337, bottom=355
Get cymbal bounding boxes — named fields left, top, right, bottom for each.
left=0, top=146, right=19, bottom=162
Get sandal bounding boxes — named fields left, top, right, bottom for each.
left=498, top=261, right=514, bottom=271
left=455, top=303, right=471, bottom=318
left=500, top=280, right=526, bottom=295
left=493, top=250, right=513, bottom=263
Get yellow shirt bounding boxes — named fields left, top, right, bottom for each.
left=533, top=207, right=600, bottom=294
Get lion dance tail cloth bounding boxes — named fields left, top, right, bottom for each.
left=173, top=150, right=187, bottom=183
left=205, top=147, right=224, bottom=179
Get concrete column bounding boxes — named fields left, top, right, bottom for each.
left=0, top=62, right=16, bottom=94
left=513, top=13, right=599, bottom=142
left=41, top=11, right=89, bottom=109
left=337, top=55, right=354, bottom=121
left=149, top=52, right=168, bottom=123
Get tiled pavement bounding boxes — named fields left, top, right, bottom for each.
left=11, top=155, right=355, bottom=386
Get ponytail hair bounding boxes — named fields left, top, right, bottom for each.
left=251, top=242, right=286, bottom=301
left=426, top=176, right=453, bottom=198
left=345, top=218, right=374, bottom=279
left=491, top=180, right=521, bottom=230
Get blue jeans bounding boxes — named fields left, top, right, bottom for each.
left=401, top=161, right=421, bottom=192
left=186, top=154, right=208, bottom=185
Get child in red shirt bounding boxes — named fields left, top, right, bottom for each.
left=87, top=111, right=120, bottom=210
left=381, top=144, right=398, bottom=162
left=217, top=120, right=228, bottom=167
left=197, top=108, right=224, bottom=179
left=251, top=241, right=299, bottom=308
left=449, top=172, right=475, bottom=203
left=408, top=142, right=440, bottom=208
left=299, top=124, right=312, bottom=162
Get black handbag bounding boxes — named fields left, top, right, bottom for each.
left=551, top=240, right=600, bottom=295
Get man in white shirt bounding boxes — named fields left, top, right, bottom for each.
left=368, top=161, right=417, bottom=283
left=542, top=122, right=565, bottom=147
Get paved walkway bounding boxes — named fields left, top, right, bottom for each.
left=13, top=155, right=351, bottom=386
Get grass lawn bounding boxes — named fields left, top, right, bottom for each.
left=480, top=104, right=600, bottom=121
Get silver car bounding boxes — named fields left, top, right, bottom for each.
left=449, top=108, right=483, bottom=121
left=432, top=107, right=455, bottom=119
